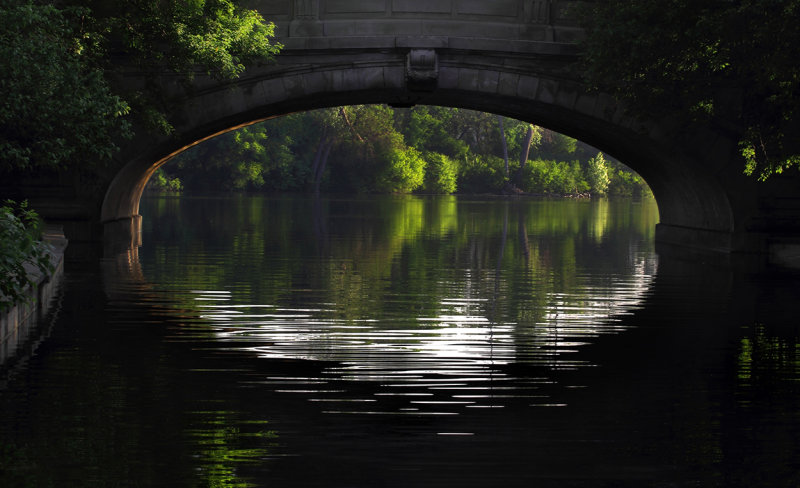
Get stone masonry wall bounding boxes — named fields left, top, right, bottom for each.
left=0, top=227, right=67, bottom=366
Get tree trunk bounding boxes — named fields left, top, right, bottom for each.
left=313, top=140, right=333, bottom=196
left=514, top=125, right=535, bottom=186
left=497, top=115, right=509, bottom=177
left=309, top=127, right=329, bottom=187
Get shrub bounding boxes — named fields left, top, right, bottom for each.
left=0, top=201, right=54, bottom=312
left=422, top=152, right=458, bottom=194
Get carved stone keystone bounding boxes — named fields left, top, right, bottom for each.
left=406, top=49, right=438, bottom=92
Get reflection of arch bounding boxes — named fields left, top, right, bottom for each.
left=99, top=41, right=773, bottom=256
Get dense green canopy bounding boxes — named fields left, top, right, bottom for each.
left=579, top=0, right=800, bottom=179
left=0, top=0, right=280, bottom=172
left=156, top=105, right=650, bottom=197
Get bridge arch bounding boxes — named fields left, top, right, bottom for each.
left=103, top=41, right=740, bottom=253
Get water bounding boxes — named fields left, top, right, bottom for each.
left=1, top=194, right=798, bottom=487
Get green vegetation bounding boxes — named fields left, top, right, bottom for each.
left=0, top=201, right=54, bottom=313
left=0, top=0, right=279, bottom=309
left=579, top=0, right=800, bottom=180
left=0, top=2, right=130, bottom=171
left=157, top=105, right=652, bottom=197
left=0, top=0, right=280, bottom=173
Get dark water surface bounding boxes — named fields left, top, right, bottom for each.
left=1, top=194, right=799, bottom=487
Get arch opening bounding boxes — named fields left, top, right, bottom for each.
left=143, top=104, right=656, bottom=206
left=101, top=62, right=736, bottom=252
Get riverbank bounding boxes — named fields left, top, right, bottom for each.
left=0, top=226, right=67, bottom=365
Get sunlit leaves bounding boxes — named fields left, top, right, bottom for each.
left=587, top=152, right=611, bottom=195
left=171, top=0, right=281, bottom=78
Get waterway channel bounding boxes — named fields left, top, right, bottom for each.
left=1, top=194, right=798, bottom=487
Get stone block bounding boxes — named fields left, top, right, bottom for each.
left=421, top=20, right=518, bottom=38
left=273, top=21, right=291, bottom=38
left=392, top=0, right=451, bottom=13
left=255, top=0, right=291, bottom=16
left=224, top=86, right=250, bottom=115
left=325, top=0, right=386, bottom=14
left=355, top=66, right=387, bottom=90
left=438, top=67, right=458, bottom=89
left=497, top=72, right=520, bottom=97
left=537, top=78, right=559, bottom=104
left=395, top=36, right=449, bottom=48
left=384, top=66, right=406, bottom=89
left=555, top=84, right=578, bottom=110
left=256, top=78, right=289, bottom=104
left=289, top=20, right=325, bottom=36
left=303, top=70, right=329, bottom=94
left=457, top=68, right=481, bottom=91
left=282, top=75, right=306, bottom=98
left=572, top=93, right=597, bottom=116
left=323, top=20, right=360, bottom=36
left=475, top=70, right=499, bottom=93
left=355, top=19, right=422, bottom=35
left=325, top=36, right=395, bottom=49
left=516, top=75, right=539, bottom=100
left=325, top=69, right=346, bottom=92
left=456, top=0, right=518, bottom=18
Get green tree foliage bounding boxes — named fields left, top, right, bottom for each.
left=94, top=0, right=282, bottom=79
left=587, top=152, right=611, bottom=195
left=0, top=0, right=280, bottom=173
left=519, top=160, right=589, bottom=195
left=156, top=105, right=650, bottom=198
left=422, top=152, right=458, bottom=194
left=147, top=168, right=183, bottom=192
left=393, top=106, right=469, bottom=160
left=579, top=0, right=800, bottom=180
left=0, top=2, right=131, bottom=171
left=378, top=147, right=426, bottom=193
left=0, top=201, right=54, bottom=312
left=329, top=105, right=413, bottom=193
left=168, top=116, right=311, bottom=192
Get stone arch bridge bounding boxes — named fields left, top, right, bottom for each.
left=17, top=0, right=800, bottom=265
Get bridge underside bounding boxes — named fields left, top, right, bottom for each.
left=95, top=36, right=800, bottom=266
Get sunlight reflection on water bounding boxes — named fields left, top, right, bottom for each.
left=182, top=259, right=657, bottom=415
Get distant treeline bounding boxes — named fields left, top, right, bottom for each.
left=150, top=105, right=652, bottom=197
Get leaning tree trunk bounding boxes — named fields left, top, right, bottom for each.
left=310, top=126, right=335, bottom=195
left=497, top=115, right=509, bottom=177
left=514, top=125, right=535, bottom=187
left=313, top=140, right=333, bottom=196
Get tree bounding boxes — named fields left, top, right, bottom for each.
left=0, top=2, right=131, bottom=171
left=422, top=152, right=458, bottom=194
left=0, top=0, right=281, bottom=173
left=513, top=124, right=542, bottom=187
left=586, top=152, right=610, bottom=196
left=0, top=200, right=53, bottom=312
left=579, top=0, right=800, bottom=180
left=498, top=115, right=510, bottom=177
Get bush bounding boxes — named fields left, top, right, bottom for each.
left=519, top=159, right=589, bottom=194
left=422, top=152, right=458, bottom=194
left=0, top=201, right=54, bottom=312
left=147, top=168, right=183, bottom=192
left=377, top=147, right=427, bottom=193
left=458, top=155, right=507, bottom=193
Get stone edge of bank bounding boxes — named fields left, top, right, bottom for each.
left=0, top=226, right=67, bottom=365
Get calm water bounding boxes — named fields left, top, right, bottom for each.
left=1, top=194, right=799, bottom=487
